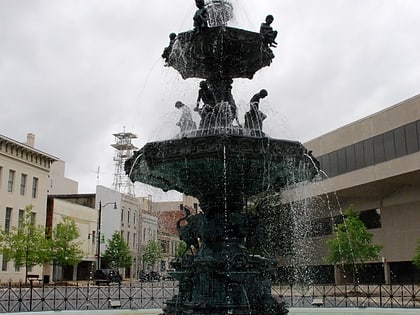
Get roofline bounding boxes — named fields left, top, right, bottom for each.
left=0, top=133, right=59, bottom=161
left=306, top=93, right=420, bottom=143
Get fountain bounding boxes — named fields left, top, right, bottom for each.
left=126, top=1, right=319, bottom=314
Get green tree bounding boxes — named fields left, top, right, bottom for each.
left=0, top=205, right=50, bottom=282
left=50, top=217, right=84, bottom=268
left=142, top=240, right=162, bottom=268
left=412, top=239, right=420, bottom=268
left=103, top=231, right=133, bottom=269
left=175, top=240, right=188, bottom=258
left=326, top=207, right=382, bottom=282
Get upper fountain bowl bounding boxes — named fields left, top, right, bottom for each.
left=168, top=27, right=274, bottom=80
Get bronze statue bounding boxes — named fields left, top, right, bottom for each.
left=193, top=0, right=209, bottom=33
left=162, top=33, right=177, bottom=64
left=176, top=206, right=203, bottom=255
left=195, top=80, right=217, bottom=129
left=260, top=15, right=278, bottom=47
left=244, top=89, right=268, bottom=135
left=175, top=101, right=197, bottom=135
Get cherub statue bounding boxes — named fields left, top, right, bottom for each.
left=162, top=33, right=177, bottom=64
left=175, top=101, right=197, bottom=135
left=244, top=89, right=268, bottom=135
left=193, top=0, right=209, bottom=33
left=260, top=15, right=278, bottom=47
left=195, top=80, right=217, bottom=129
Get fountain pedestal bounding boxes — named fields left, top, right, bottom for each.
left=126, top=135, right=317, bottom=314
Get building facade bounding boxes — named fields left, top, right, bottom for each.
left=303, top=94, right=420, bottom=283
left=46, top=197, right=97, bottom=281
left=0, top=133, right=58, bottom=282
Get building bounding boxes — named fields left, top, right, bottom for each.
left=0, top=133, right=58, bottom=282
left=303, top=94, right=420, bottom=283
left=154, top=195, right=201, bottom=272
left=46, top=196, right=97, bottom=281
left=48, top=160, right=78, bottom=195
left=96, top=185, right=159, bottom=278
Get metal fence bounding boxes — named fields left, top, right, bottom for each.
left=273, top=283, right=420, bottom=308
left=0, top=281, right=178, bottom=313
left=1, top=281, right=420, bottom=313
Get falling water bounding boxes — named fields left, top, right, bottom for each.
left=205, top=0, right=234, bottom=27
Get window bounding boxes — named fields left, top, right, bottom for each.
left=92, top=231, right=96, bottom=245
left=133, top=233, right=136, bottom=247
left=18, top=209, right=24, bottom=228
left=20, top=174, right=27, bottom=196
left=2, top=255, right=7, bottom=271
left=127, top=209, right=130, bottom=224
left=394, top=126, right=407, bottom=157
left=0, top=166, right=2, bottom=190
left=8, top=170, right=15, bottom=192
left=127, top=232, right=130, bottom=244
left=121, top=208, right=124, bottom=223
left=383, top=131, right=396, bottom=160
left=5, top=207, right=12, bottom=232
left=30, top=212, right=36, bottom=225
left=359, top=208, right=381, bottom=229
left=133, top=211, right=136, bottom=226
left=406, top=122, right=419, bottom=154
left=373, top=134, right=385, bottom=164
left=31, top=177, right=38, bottom=198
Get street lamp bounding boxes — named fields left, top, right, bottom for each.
left=97, top=200, right=117, bottom=270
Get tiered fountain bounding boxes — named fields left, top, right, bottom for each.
left=126, top=1, right=319, bottom=314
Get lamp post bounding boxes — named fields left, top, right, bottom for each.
left=97, top=200, right=117, bottom=270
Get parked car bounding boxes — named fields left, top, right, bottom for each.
left=139, top=270, right=161, bottom=282
left=94, top=269, right=122, bottom=285
left=162, top=269, right=175, bottom=281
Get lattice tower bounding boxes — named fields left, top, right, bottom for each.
left=111, top=130, right=138, bottom=195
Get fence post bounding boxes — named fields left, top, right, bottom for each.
left=290, top=283, right=293, bottom=307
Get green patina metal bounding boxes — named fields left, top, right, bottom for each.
left=125, top=2, right=319, bottom=314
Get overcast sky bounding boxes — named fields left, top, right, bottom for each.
left=1, top=0, right=420, bottom=197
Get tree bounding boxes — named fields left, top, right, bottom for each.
left=413, top=239, right=420, bottom=268
left=0, top=205, right=50, bottom=282
left=50, top=217, right=84, bottom=268
left=326, top=207, right=382, bottom=282
left=142, top=240, right=162, bottom=269
left=175, top=240, right=188, bottom=258
left=103, top=231, right=133, bottom=269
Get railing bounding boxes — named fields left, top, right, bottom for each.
left=272, top=283, right=420, bottom=308
left=1, top=281, right=420, bottom=313
left=0, top=281, right=178, bottom=313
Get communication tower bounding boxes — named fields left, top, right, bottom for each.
left=111, top=129, right=138, bottom=195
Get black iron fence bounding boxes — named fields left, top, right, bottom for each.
left=1, top=281, right=420, bottom=313
left=272, top=283, right=420, bottom=308
left=0, top=281, right=178, bottom=313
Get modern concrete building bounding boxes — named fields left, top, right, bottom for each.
left=0, top=133, right=58, bottom=282
left=303, top=94, right=420, bottom=283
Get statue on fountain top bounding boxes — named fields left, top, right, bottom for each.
left=193, top=0, right=209, bottom=33
left=162, top=32, right=177, bottom=64
left=260, top=15, right=278, bottom=48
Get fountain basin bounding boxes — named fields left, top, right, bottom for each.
left=126, top=134, right=317, bottom=208
left=168, top=27, right=274, bottom=80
